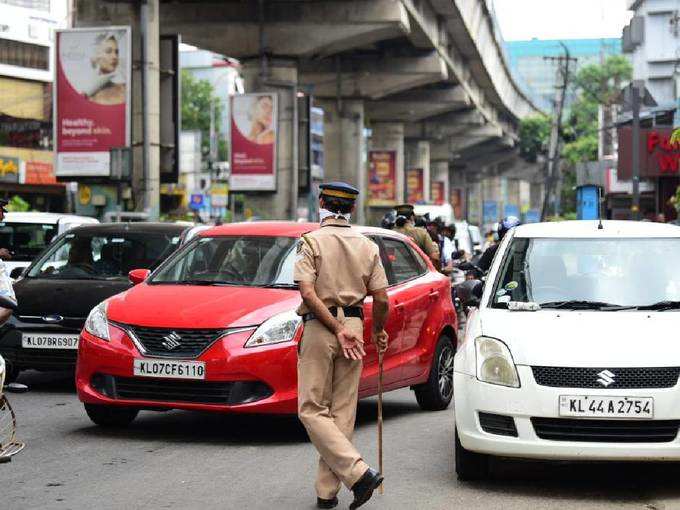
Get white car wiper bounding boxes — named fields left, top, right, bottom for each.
left=539, top=300, right=633, bottom=311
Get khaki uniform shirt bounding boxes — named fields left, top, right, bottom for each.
left=394, top=224, right=438, bottom=258
left=294, top=218, right=389, bottom=315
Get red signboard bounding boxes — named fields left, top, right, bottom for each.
left=55, top=27, right=131, bottom=177
left=25, top=161, right=61, bottom=185
left=406, top=168, right=424, bottom=204
left=618, top=127, right=680, bottom=179
left=367, top=150, right=397, bottom=205
left=230, top=93, right=277, bottom=191
left=451, top=187, right=465, bottom=219
left=431, top=181, right=445, bottom=205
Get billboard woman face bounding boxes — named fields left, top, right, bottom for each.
left=95, top=37, right=119, bottom=75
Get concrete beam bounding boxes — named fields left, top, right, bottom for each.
left=160, top=0, right=410, bottom=58
left=365, top=86, right=470, bottom=122
left=404, top=109, right=486, bottom=139
left=301, top=52, right=449, bottom=99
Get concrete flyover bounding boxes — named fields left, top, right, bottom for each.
left=76, top=0, right=544, bottom=225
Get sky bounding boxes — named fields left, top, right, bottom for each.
left=493, top=0, right=633, bottom=41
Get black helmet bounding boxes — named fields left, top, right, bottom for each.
left=498, top=216, right=521, bottom=239
left=380, top=210, right=397, bottom=229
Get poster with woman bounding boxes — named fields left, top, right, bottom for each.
left=367, top=150, right=397, bottom=205
left=230, top=93, right=278, bottom=191
left=55, top=27, right=131, bottom=177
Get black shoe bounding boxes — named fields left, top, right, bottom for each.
left=317, top=496, right=338, bottom=509
left=349, top=468, right=383, bottom=510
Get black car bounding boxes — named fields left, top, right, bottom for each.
left=0, top=222, right=187, bottom=382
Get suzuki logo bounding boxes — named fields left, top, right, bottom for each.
left=596, top=370, right=616, bottom=387
left=161, top=332, right=182, bottom=351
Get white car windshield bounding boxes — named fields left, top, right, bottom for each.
left=150, top=236, right=298, bottom=287
left=0, top=222, right=58, bottom=262
left=492, top=237, right=680, bottom=309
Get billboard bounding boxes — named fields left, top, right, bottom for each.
left=406, top=168, right=424, bottom=204
left=431, top=181, right=445, bottom=205
left=229, top=93, right=277, bottom=191
left=55, top=27, right=131, bottom=178
left=451, top=187, right=465, bottom=220
left=367, top=150, right=397, bottom=205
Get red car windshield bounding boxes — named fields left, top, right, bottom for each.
left=150, top=236, right=298, bottom=287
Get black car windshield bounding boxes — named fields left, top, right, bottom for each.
left=150, top=236, right=298, bottom=287
left=27, top=231, right=181, bottom=280
left=492, top=237, right=680, bottom=309
left=0, top=222, right=58, bottom=262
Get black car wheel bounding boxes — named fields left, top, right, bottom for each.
left=84, top=404, right=139, bottom=427
left=454, top=428, right=490, bottom=481
left=414, top=334, right=454, bottom=411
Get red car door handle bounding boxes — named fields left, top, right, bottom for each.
left=428, top=291, right=439, bottom=301
left=394, top=302, right=405, bottom=313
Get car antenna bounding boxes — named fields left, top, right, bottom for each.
left=597, top=186, right=604, bottom=230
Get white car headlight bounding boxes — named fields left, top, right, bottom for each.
left=84, top=301, right=110, bottom=341
left=244, top=311, right=302, bottom=348
left=475, top=336, right=520, bottom=388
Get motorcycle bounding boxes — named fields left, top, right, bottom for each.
left=0, top=355, right=24, bottom=463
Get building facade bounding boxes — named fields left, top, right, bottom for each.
left=0, top=0, right=69, bottom=210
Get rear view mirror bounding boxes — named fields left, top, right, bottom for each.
left=457, top=279, right=484, bottom=309
left=128, top=269, right=151, bottom=285
left=9, top=267, right=23, bottom=280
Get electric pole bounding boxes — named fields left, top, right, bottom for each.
left=541, top=43, right=577, bottom=220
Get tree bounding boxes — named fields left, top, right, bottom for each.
left=181, top=70, right=226, bottom=160
left=518, top=115, right=551, bottom=163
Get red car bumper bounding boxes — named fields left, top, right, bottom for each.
left=76, top=325, right=300, bottom=415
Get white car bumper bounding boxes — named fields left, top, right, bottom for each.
left=454, top=367, right=680, bottom=461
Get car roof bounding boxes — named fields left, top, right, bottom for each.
left=65, top=222, right=188, bottom=235
left=514, top=220, right=680, bottom=238
left=2, top=212, right=99, bottom=224
left=197, top=221, right=408, bottom=239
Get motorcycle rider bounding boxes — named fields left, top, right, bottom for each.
left=476, top=216, right=521, bottom=274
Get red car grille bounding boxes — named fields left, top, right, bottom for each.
left=122, top=326, right=227, bottom=358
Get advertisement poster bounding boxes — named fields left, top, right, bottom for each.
left=406, top=168, right=424, bottom=204
left=230, top=93, right=277, bottom=191
left=367, top=150, right=397, bottom=205
left=431, top=181, right=445, bottom=205
left=451, top=187, right=465, bottom=219
left=55, top=27, right=131, bottom=177
left=483, top=200, right=498, bottom=224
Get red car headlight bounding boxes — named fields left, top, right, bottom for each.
left=244, top=311, right=302, bottom=348
left=84, top=301, right=110, bottom=341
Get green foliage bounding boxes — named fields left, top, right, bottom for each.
left=519, top=115, right=551, bottom=162
left=181, top=70, right=224, bottom=157
left=7, top=195, right=30, bottom=212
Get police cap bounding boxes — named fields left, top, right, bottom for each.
left=395, top=204, right=415, bottom=216
left=319, top=181, right=359, bottom=200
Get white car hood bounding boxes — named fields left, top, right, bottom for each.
left=480, top=309, right=679, bottom=367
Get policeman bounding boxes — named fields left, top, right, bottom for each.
left=295, top=182, right=390, bottom=510
left=393, top=204, right=439, bottom=264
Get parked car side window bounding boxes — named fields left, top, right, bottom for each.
left=381, top=238, right=425, bottom=285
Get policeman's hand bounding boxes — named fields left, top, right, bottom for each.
left=336, top=327, right=366, bottom=360
left=372, top=329, right=389, bottom=354
left=0, top=248, right=11, bottom=261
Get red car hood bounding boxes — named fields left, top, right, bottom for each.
left=107, top=283, right=302, bottom=329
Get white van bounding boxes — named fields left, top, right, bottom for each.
left=0, top=212, right=99, bottom=275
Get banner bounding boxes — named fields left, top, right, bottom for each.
left=367, top=150, right=397, bottom=205
left=230, top=93, right=277, bottom=191
left=431, top=181, right=445, bottom=205
left=451, top=187, right=465, bottom=220
left=406, top=168, right=424, bottom=204
left=55, top=27, right=131, bottom=178
left=0, top=156, right=20, bottom=183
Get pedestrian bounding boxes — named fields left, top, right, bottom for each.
left=0, top=199, right=11, bottom=262
left=393, top=204, right=439, bottom=265
left=295, top=181, right=390, bottom=510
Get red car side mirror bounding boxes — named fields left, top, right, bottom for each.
left=128, top=268, right=151, bottom=285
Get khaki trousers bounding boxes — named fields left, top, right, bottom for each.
left=297, top=315, right=368, bottom=499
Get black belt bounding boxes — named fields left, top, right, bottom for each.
left=302, top=306, right=363, bottom=323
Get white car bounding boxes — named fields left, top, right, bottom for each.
left=454, top=220, right=680, bottom=480
left=0, top=212, right=98, bottom=276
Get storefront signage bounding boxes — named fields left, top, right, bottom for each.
left=367, top=150, right=397, bottom=205
left=618, top=127, right=680, bottom=178
left=25, top=161, right=58, bottom=184
left=55, top=27, right=131, bottom=178
left=0, top=155, right=19, bottom=183
left=229, top=93, right=277, bottom=191
left=406, top=168, right=424, bottom=204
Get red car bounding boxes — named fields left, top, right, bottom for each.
left=76, top=222, right=457, bottom=426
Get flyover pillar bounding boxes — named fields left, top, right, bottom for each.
left=317, top=99, right=366, bottom=224
left=368, top=122, right=404, bottom=225
left=240, top=59, right=299, bottom=220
